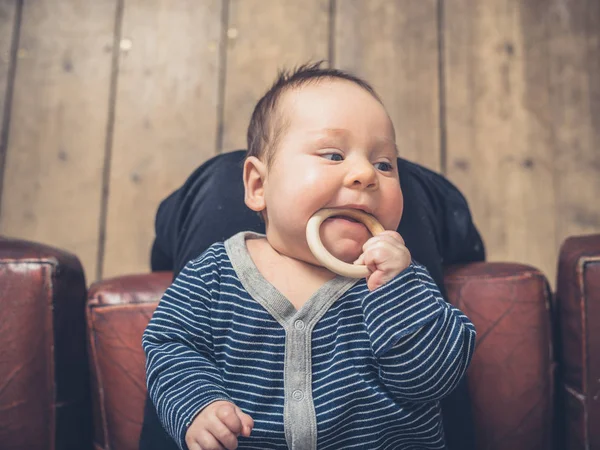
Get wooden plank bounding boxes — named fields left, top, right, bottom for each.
left=102, top=0, right=223, bottom=278
left=0, top=1, right=18, bottom=172
left=335, top=0, right=441, bottom=171
left=443, top=0, right=559, bottom=282
left=445, top=0, right=600, bottom=285
left=530, top=0, right=600, bottom=255
left=0, top=0, right=117, bottom=280
left=220, top=0, right=329, bottom=153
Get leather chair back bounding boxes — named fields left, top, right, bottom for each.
left=556, top=234, right=600, bottom=449
left=0, top=238, right=91, bottom=450
left=87, top=273, right=172, bottom=450
left=87, top=262, right=554, bottom=450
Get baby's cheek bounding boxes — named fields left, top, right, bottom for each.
left=381, top=189, right=404, bottom=230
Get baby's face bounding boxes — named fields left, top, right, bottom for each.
left=260, top=80, right=403, bottom=265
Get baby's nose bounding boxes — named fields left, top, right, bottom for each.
left=346, top=163, right=378, bottom=189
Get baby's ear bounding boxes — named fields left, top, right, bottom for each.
left=243, top=156, right=267, bottom=212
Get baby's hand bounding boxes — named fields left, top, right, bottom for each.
left=185, top=400, right=254, bottom=450
left=354, top=231, right=412, bottom=291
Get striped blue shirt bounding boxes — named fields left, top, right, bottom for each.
left=143, top=232, right=476, bottom=449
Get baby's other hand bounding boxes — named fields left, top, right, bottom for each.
left=185, top=400, right=254, bottom=450
left=354, top=231, right=412, bottom=291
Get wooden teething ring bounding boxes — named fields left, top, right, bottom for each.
left=306, top=208, right=385, bottom=278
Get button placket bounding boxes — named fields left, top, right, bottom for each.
left=284, top=315, right=316, bottom=449
left=292, top=319, right=306, bottom=404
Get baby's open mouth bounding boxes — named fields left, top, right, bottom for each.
left=327, top=215, right=361, bottom=223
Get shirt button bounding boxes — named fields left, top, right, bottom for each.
left=294, top=320, right=305, bottom=330
left=292, top=390, right=304, bottom=401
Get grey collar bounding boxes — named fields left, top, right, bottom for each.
left=224, top=231, right=358, bottom=328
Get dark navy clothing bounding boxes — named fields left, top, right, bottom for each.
left=144, top=236, right=476, bottom=449
left=142, top=150, right=485, bottom=450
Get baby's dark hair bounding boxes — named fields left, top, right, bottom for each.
left=246, top=61, right=382, bottom=166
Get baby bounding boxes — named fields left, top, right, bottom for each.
left=143, top=62, right=476, bottom=450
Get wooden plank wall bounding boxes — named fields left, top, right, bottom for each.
left=0, top=0, right=598, bottom=285
left=1, top=0, right=116, bottom=280
left=444, top=0, right=600, bottom=274
left=335, top=0, right=441, bottom=171
left=102, top=0, right=224, bottom=277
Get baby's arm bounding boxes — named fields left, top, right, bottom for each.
left=361, top=262, right=476, bottom=402
left=142, top=257, right=251, bottom=449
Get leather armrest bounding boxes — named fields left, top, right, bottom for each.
left=556, top=234, right=600, bottom=449
left=0, top=237, right=91, bottom=449
left=87, top=272, right=172, bottom=450
left=444, top=262, right=554, bottom=450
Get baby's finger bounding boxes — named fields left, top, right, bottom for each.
left=367, top=270, right=388, bottom=291
left=369, top=230, right=405, bottom=245
left=362, top=234, right=405, bottom=253
left=215, top=403, right=243, bottom=435
left=194, top=430, right=225, bottom=450
left=360, top=249, right=380, bottom=273
left=234, top=405, right=254, bottom=437
left=207, top=414, right=239, bottom=450
left=378, top=230, right=405, bottom=244
left=361, top=245, right=391, bottom=268
left=353, top=253, right=365, bottom=266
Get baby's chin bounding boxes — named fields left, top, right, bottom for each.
left=318, top=221, right=370, bottom=263
left=320, top=237, right=365, bottom=264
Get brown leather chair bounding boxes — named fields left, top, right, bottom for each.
left=87, top=262, right=556, bottom=450
left=0, top=237, right=92, bottom=450
left=556, top=234, right=600, bottom=450
left=87, top=273, right=172, bottom=450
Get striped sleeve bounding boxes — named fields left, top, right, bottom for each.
left=361, top=262, right=476, bottom=402
left=142, top=253, right=232, bottom=449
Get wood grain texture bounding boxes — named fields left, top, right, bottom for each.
left=335, top=0, right=441, bottom=171
left=102, top=0, right=223, bottom=278
left=0, top=0, right=116, bottom=279
left=0, top=0, right=596, bottom=284
left=220, top=0, right=329, bottom=153
left=520, top=0, right=600, bottom=253
left=0, top=1, right=17, bottom=149
left=444, top=0, right=560, bottom=281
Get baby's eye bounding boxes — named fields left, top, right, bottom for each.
left=374, top=161, right=393, bottom=172
left=322, top=153, right=344, bottom=162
